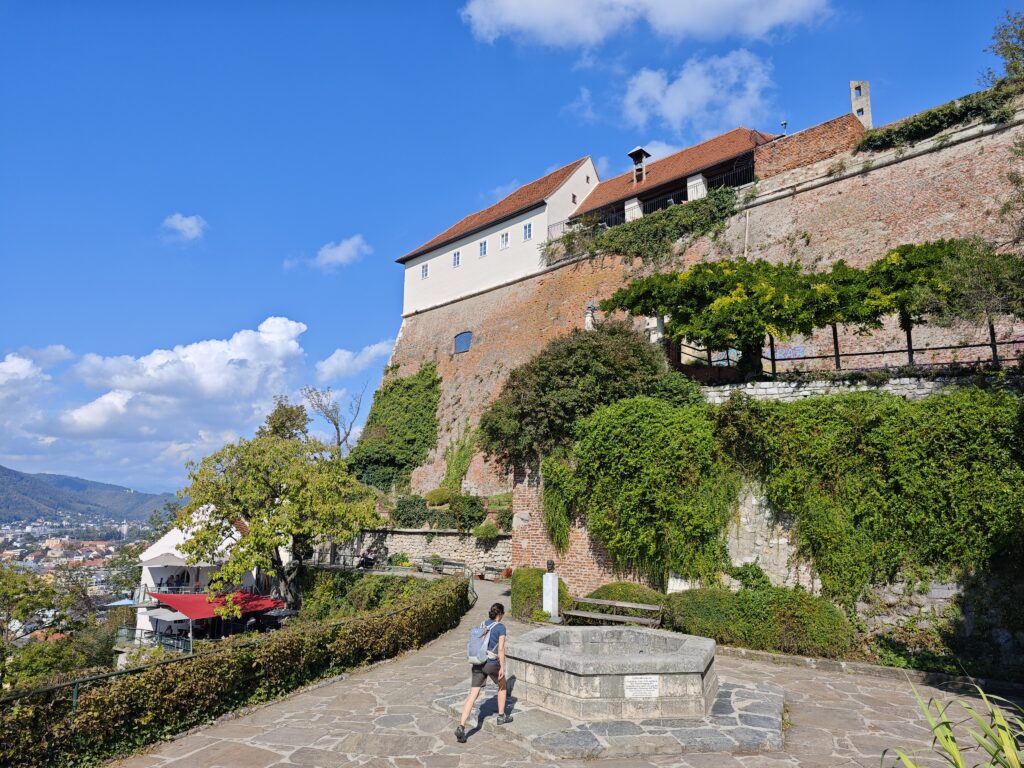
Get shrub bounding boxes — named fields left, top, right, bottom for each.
left=531, top=610, right=551, bottom=622
left=650, top=371, right=705, bottom=408
left=348, top=363, right=441, bottom=491
left=479, top=323, right=667, bottom=470
left=436, top=494, right=487, bottom=532
left=391, top=495, right=429, bottom=528
left=729, top=562, right=773, bottom=591
left=0, top=577, right=470, bottom=768
left=487, top=492, right=513, bottom=532
left=344, top=574, right=433, bottom=613
left=441, top=430, right=475, bottom=493
left=666, top=586, right=853, bottom=659
left=472, top=520, right=502, bottom=543
left=510, top=567, right=572, bottom=621
left=424, top=487, right=454, bottom=507
left=387, top=552, right=411, bottom=567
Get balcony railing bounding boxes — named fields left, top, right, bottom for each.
left=115, top=625, right=192, bottom=654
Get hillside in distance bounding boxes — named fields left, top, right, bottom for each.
left=0, top=464, right=177, bottom=524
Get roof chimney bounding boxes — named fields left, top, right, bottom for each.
left=627, top=146, right=652, bottom=184
left=850, top=80, right=872, bottom=129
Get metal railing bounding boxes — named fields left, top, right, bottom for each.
left=707, top=164, right=756, bottom=190
left=115, top=625, right=192, bottom=654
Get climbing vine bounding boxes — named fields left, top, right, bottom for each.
left=348, top=363, right=441, bottom=491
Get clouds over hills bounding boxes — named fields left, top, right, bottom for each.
left=0, top=319, right=393, bottom=491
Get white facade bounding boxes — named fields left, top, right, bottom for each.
left=401, top=158, right=598, bottom=315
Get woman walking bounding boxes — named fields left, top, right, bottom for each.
left=455, top=602, right=512, bottom=743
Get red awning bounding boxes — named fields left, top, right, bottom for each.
left=147, top=591, right=284, bottom=620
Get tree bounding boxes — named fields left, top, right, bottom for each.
left=256, top=395, right=310, bottom=440
left=811, top=260, right=885, bottom=369
left=478, top=323, right=667, bottom=471
left=603, top=259, right=821, bottom=376
left=921, top=238, right=1024, bottom=366
left=301, top=384, right=366, bottom=454
left=178, top=430, right=378, bottom=609
left=865, top=241, right=956, bottom=364
left=983, top=9, right=1024, bottom=85
left=0, top=563, right=57, bottom=688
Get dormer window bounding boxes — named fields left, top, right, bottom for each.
left=479, top=240, right=487, bottom=257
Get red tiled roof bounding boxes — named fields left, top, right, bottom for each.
left=148, top=591, right=284, bottom=620
left=576, top=128, right=775, bottom=216
left=397, top=157, right=590, bottom=263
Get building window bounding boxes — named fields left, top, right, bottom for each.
left=454, top=331, right=473, bottom=354
left=523, top=222, right=533, bottom=241
left=572, top=193, right=577, bottom=204
left=452, top=250, right=461, bottom=268
left=855, top=85, right=862, bottom=97
left=479, top=240, right=487, bottom=257
left=856, top=108, right=864, bottom=116
left=499, top=232, right=509, bottom=249
left=586, top=175, right=591, bottom=184
left=421, top=263, right=429, bottom=279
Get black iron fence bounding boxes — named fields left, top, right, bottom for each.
left=114, top=625, right=192, bottom=654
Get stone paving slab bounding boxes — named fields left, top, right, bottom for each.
left=106, top=580, right=974, bottom=768
left=431, top=678, right=784, bottom=759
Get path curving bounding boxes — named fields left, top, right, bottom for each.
left=110, top=580, right=955, bottom=768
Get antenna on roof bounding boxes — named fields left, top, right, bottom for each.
left=780, top=120, right=788, bottom=136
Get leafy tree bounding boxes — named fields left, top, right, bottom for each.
left=348, top=363, right=441, bottom=491
left=865, top=241, right=957, bottom=363
left=478, top=323, right=666, bottom=470
left=0, top=563, right=57, bottom=688
left=921, top=238, right=1024, bottom=366
left=984, top=9, right=1024, bottom=85
left=107, top=541, right=145, bottom=596
left=603, top=259, right=821, bottom=376
left=147, top=500, right=181, bottom=539
left=178, top=428, right=378, bottom=610
left=256, top=395, right=310, bottom=440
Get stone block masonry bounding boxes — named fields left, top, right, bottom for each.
left=334, top=528, right=511, bottom=574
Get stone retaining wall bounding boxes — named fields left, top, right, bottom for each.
left=335, top=528, right=511, bottom=574
left=701, top=376, right=958, bottom=404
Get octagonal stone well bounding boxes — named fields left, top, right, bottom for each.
left=506, top=625, right=718, bottom=721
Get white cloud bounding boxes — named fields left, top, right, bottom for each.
left=460, top=0, right=827, bottom=47
left=642, top=139, right=683, bottom=161
left=161, top=212, right=208, bottom=242
left=563, top=86, right=597, bottom=123
left=623, top=49, right=773, bottom=137
left=486, top=179, right=521, bottom=202
left=315, top=340, right=394, bottom=383
left=16, top=345, right=73, bottom=367
left=311, top=234, right=372, bottom=272
left=61, top=317, right=308, bottom=439
left=0, top=353, right=47, bottom=388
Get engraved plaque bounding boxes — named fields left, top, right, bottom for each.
left=623, top=674, right=660, bottom=698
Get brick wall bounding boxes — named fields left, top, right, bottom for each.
left=754, top=114, right=865, bottom=179
left=509, top=466, right=645, bottom=595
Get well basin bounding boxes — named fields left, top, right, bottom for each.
left=506, top=625, right=717, bottom=721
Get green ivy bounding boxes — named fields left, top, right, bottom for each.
left=716, top=389, right=1024, bottom=607
left=539, top=454, right=575, bottom=553
left=855, top=79, right=1023, bottom=154
left=559, top=397, right=739, bottom=586
left=348, top=363, right=441, bottom=491
left=440, top=429, right=475, bottom=493
left=546, top=186, right=737, bottom=263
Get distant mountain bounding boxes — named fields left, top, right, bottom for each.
left=0, top=464, right=177, bottom=524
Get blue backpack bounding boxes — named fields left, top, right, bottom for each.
left=467, top=620, right=498, bottom=664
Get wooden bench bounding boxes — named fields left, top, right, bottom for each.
left=562, top=597, right=663, bottom=627
left=482, top=564, right=504, bottom=581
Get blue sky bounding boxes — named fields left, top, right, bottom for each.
left=0, top=1, right=1013, bottom=491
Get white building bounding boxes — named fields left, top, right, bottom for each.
left=397, top=156, right=599, bottom=316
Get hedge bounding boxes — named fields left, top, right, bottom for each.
left=0, top=577, right=470, bottom=768
left=510, top=567, right=571, bottom=621
left=666, top=586, right=854, bottom=659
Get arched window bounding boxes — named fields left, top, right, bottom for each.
left=454, top=331, right=473, bottom=354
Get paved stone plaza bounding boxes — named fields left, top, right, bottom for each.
left=110, top=580, right=959, bottom=768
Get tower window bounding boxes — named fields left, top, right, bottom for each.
left=454, top=331, right=473, bottom=354
left=855, top=85, right=862, bottom=97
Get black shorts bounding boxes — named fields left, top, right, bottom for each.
left=470, top=660, right=500, bottom=687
